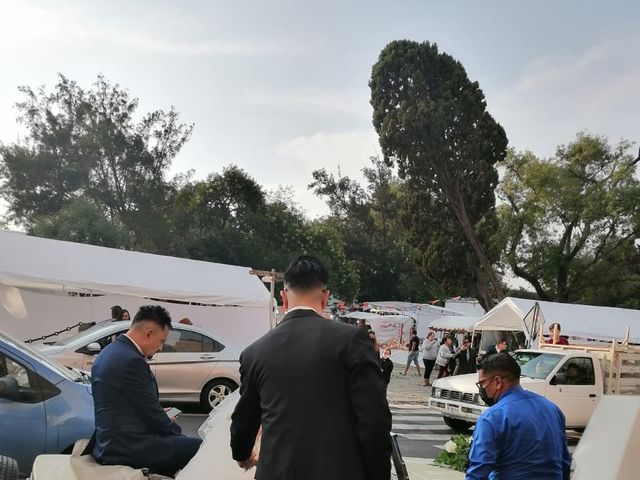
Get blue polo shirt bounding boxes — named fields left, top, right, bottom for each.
left=466, top=385, right=571, bottom=480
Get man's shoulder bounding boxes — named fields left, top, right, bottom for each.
left=243, top=316, right=358, bottom=356
left=93, top=337, right=140, bottom=373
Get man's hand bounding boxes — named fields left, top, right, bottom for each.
left=237, top=456, right=257, bottom=471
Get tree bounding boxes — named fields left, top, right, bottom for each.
left=311, top=157, right=433, bottom=302
left=370, top=40, right=507, bottom=309
left=0, top=74, right=192, bottom=252
left=498, top=133, right=640, bottom=305
left=31, top=198, right=133, bottom=249
left=167, top=167, right=360, bottom=299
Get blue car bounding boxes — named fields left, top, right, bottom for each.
left=0, top=330, right=94, bottom=476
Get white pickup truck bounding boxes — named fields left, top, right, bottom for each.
left=429, top=340, right=640, bottom=432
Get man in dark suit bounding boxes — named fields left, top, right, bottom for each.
left=91, top=305, right=201, bottom=476
left=453, top=336, right=477, bottom=375
left=231, top=256, right=392, bottom=480
left=485, top=338, right=507, bottom=357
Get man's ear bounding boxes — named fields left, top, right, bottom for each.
left=321, top=290, right=330, bottom=310
left=280, top=289, right=289, bottom=310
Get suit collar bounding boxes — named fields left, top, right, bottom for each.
left=278, top=308, right=325, bottom=325
left=117, top=333, right=145, bottom=357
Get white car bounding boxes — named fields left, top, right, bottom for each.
left=35, top=321, right=241, bottom=411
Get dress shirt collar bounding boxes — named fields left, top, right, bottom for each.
left=286, top=306, right=320, bottom=314
left=123, top=333, right=145, bottom=356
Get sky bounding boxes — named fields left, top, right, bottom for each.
left=1, top=0, right=639, bottom=218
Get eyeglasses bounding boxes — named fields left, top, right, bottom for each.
left=475, top=376, right=497, bottom=390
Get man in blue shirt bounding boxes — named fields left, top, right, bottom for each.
left=466, top=353, right=571, bottom=479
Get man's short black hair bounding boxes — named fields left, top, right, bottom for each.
left=133, top=305, right=172, bottom=329
left=549, top=322, right=562, bottom=332
left=111, top=305, right=123, bottom=319
left=497, top=338, right=508, bottom=345
left=479, top=353, right=521, bottom=380
left=284, top=255, right=329, bottom=292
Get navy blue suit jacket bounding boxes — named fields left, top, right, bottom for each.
left=91, top=335, right=182, bottom=467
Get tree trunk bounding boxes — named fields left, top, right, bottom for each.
left=475, top=267, right=494, bottom=312
left=445, top=188, right=505, bottom=306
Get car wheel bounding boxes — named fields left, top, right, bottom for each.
left=443, top=416, right=474, bottom=432
left=0, top=455, right=18, bottom=480
left=200, top=379, right=238, bottom=412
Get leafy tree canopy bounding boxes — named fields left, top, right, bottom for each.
left=370, top=40, right=507, bottom=309
left=498, top=133, right=640, bottom=306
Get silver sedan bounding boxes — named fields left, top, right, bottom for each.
left=35, top=321, right=241, bottom=411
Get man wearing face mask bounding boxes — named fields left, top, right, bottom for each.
left=466, top=353, right=571, bottom=480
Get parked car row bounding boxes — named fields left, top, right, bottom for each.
left=0, top=321, right=241, bottom=476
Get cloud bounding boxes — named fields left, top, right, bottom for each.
left=0, top=3, right=297, bottom=58
left=487, top=26, right=640, bottom=156
left=274, top=130, right=380, bottom=217
left=242, top=88, right=372, bottom=118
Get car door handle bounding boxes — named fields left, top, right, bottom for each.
left=200, top=355, right=216, bottom=360
left=589, top=394, right=596, bottom=398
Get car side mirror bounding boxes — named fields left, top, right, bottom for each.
left=0, top=376, right=19, bottom=400
left=86, top=342, right=101, bottom=354
left=550, top=375, right=558, bottom=386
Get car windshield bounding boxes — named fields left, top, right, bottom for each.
left=514, top=351, right=563, bottom=380
left=0, top=331, right=83, bottom=382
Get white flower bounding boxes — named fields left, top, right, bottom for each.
left=443, top=440, right=457, bottom=453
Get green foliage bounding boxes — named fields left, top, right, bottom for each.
left=311, top=157, right=433, bottom=302
left=31, top=198, right=133, bottom=249
left=434, top=434, right=472, bottom=472
left=498, top=133, right=640, bottom=305
left=166, top=166, right=359, bottom=300
left=0, top=74, right=192, bottom=252
left=370, top=40, right=507, bottom=309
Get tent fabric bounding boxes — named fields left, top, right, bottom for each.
left=0, top=231, right=270, bottom=308
left=0, top=287, right=269, bottom=346
left=343, top=311, right=414, bottom=346
left=367, top=301, right=466, bottom=317
left=474, top=297, right=640, bottom=344
left=427, top=316, right=478, bottom=332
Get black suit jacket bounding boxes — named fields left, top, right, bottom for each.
left=453, top=347, right=477, bottom=375
left=230, top=309, right=392, bottom=480
left=485, top=345, right=499, bottom=357
left=91, top=335, right=182, bottom=467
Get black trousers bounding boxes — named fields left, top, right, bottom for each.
left=148, top=436, right=202, bottom=477
left=422, top=359, right=436, bottom=380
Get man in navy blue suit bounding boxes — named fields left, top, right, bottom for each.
left=91, top=305, right=202, bottom=476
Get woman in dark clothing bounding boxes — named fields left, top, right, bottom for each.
left=380, top=347, right=394, bottom=395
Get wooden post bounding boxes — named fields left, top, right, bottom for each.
left=269, top=268, right=276, bottom=329
left=608, top=339, right=617, bottom=395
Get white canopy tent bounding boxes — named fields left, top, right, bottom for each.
left=427, top=315, right=478, bottom=332
left=0, top=231, right=271, bottom=346
left=343, top=311, right=414, bottom=346
left=0, top=231, right=269, bottom=307
left=474, top=297, right=640, bottom=344
left=366, top=301, right=469, bottom=338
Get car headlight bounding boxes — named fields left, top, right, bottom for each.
left=433, top=387, right=442, bottom=398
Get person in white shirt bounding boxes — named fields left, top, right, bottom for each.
left=421, top=331, right=439, bottom=386
left=435, top=336, right=456, bottom=379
